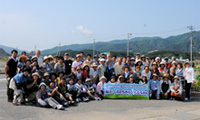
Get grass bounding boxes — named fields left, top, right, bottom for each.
left=104, top=94, right=149, bottom=100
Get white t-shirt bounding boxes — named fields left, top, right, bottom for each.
left=141, top=70, right=151, bottom=80
left=89, top=68, right=98, bottom=78
left=72, top=61, right=83, bottom=68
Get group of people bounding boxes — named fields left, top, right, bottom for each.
left=5, top=49, right=196, bottom=110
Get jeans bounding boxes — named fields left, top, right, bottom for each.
left=37, top=97, right=61, bottom=109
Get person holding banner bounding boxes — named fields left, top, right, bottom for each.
left=139, top=75, right=148, bottom=84
left=96, top=76, right=107, bottom=99
left=149, top=74, right=161, bottom=100
left=108, top=76, right=116, bottom=83
left=122, top=66, right=131, bottom=83
left=117, top=75, right=125, bottom=83
left=128, top=74, right=139, bottom=84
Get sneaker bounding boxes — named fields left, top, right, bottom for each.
left=13, top=102, right=18, bottom=106
left=185, top=98, right=188, bottom=101
left=157, top=96, right=160, bottom=100
left=71, top=100, right=75, bottom=104
left=64, top=102, right=69, bottom=107
left=78, top=98, right=82, bottom=102
left=57, top=105, right=64, bottom=110
left=76, top=98, right=80, bottom=103
left=85, top=97, right=89, bottom=101
left=95, top=97, right=99, bottom=101
left=83, top=97, right=87, bottom=102
left=98, top=97, right=102, bottom=101
left=8, top=99, right=13, bottom=102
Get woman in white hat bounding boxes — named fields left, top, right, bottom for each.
left=42, top=56, right=53, bottom=74
left=96, top=76, right=107, bottom=99
left=36, top=82, right=64, bottom=110
left=184, top=62, right=195, bottom=100
left=89, top=63, right=99, bottom=85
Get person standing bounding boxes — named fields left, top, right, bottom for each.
left=54, top=56, right=65, bottom=75
left=98, top=59, right=106, bottom=78
left=35, top=50, right=43, bottom=66
left=5, top=50, right=18, bottom=102
left=114, top=58, right=124, bottom=77
left=72, top=54, right=83, bottom=73
left=64, top=53, right=73, bottom=75
left=184, top=61, right=195, bottom=101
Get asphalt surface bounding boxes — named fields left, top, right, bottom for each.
left=0, top=74, right=200, bottom=120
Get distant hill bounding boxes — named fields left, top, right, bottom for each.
left=51, top=49, right=200, bottom=60
left=42, top=31, right=200, bottom=55
left=0, top=48, right=10, bottom=56
left=0, top=45, right=24, bottom=54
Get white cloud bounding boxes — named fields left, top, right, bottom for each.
left=76, top=25, right=92, bottom=36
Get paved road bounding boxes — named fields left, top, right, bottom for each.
left=0, top=74, right=200, bottom=120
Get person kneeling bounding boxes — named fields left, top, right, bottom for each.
left=9, top=68, right=30, bottom=105
left=170, top=76, right=183, bottom=101
left=36, top=82, right=64, bottom=110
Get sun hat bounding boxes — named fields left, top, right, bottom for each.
left=39, top=82, right=47, bottom=88
left=85, top=78, right=92, bottom=82
left=100, top=76, right=107, bottom=81
left=32, top=72, right=40, bottom=78
left=44, top=72, right=50, bottom=77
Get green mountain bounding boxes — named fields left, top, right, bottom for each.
left=0, top=45, right=24, bottom=54
left=0, top=48, right=10, bottom=56
left=42, top=31, right=200, bottom=55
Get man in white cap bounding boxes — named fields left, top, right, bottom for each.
left=98, top=58, right=106, bottom=78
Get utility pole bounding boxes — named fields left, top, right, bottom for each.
left=57, top=42, right=61, bottom=56
left=93, top=39, right=95, bottom=58
left=187, top=26, right=193, bottom=63
left=127, top=33, right=132, bottom=56
left=34, top=45, right=36, bottom=52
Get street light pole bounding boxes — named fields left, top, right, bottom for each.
left=127, top=33, right=132, bottom=56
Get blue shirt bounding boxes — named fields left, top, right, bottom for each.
left=13, top=73, right=29, bottom=84
left=149, top=79, right=160, bottom=95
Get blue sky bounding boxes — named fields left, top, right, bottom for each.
left=0, top=0, right=200, bottom=51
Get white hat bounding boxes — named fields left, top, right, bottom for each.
left=32, top=72, right=40, bottom=78
left=39, top=82, right=47, bottom=88
left=43, top=56, right=49, bottom=61
left=100, top=58, right=105, bottom=62
left=172, top=61, right=177, bottom=64
left=155, top=57, right=160, bottom=60
left=100, top=76, right=107, bottom=81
